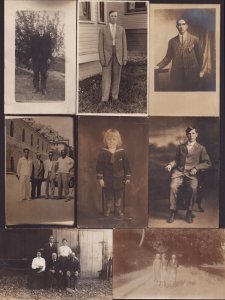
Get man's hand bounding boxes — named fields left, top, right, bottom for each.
left=123, top=60, right=127, bottom=66
left=99, top=179, right=104, bottom=188
left=165, top=164, right=172, bottom=173
left=189, top=168, right=197, bottom=176
left=47, top=59, right=51, bottom=65
left=125, top=179, right=130, bottom=185
left=200, top=71, right=204, bottom=78
left=154, top=65, right=160, bottom=70
left=29, top=58, right=32, bottom=64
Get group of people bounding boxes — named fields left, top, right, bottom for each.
left=16, top=148, right=74, bottom=201
left=153, top=253, right=179, bottom=287
left=28, top=236, right=80, bottom=292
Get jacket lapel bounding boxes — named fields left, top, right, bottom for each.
left=106, top=24, right=113, bottom=40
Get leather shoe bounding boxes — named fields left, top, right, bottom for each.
left=167, top=212, right=175, bottom=223
left=185, top=211, right=193, bottom=224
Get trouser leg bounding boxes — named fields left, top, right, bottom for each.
left=170, top=176, right=184, bottom=210
left=101, top=59, right=112, bottom=102
left=31, top=179, right=36, bottom=198
left=104, top=189, right=114, bottom=213
left=49, top=173, right=55, bottom=197
left=111, top=49, right=122, bottom=100
left=19, top=176, right=26, bottom=199
left=33, top=64, right=40, bottom=89
left=45, top=176, right=49, bottom=197
left=62, top=173, right=69, bottom=198
left=36, top=179, right=42, bottom=198
left=58, top=173, right=62, bottom=198
left=185, top=176, right=198, bottom=211
left=114, top=189, right=123, bottom=214
left=40, top=63, right=47, bottom=89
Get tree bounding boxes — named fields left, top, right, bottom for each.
left=15, top=10, right=65, bottom=66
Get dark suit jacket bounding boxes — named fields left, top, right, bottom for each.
left=96, top=147, right=131, bottom=189
left=169, top=142, right=212, bottom=175
left=157, top=33, right=203, bottom=85
left=32, top=159, right=44, bottom=180
left=43, top=242, right=58, bottom=263
left=66, top=257, right=80, bottom=274
left=46, top=259, right=61, bottom=272
left=98, top=24, right=127, bottom=66
left=29, top=33, right=52, bottom=63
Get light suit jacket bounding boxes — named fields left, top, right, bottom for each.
left=98, top=24, right=127, bottom=66
left=44, top=159, right=57, bottom=179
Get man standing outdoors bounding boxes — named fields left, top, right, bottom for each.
left=165, top=126, right=211, bottom=224
left=155, top=18, right=203, bottom=91
left=16, top=148, right=33, bottom=201
left=98, top=10, right=127, bottom=102
left=31, top=152, right=44, bottom=199
left=43, top=235, right=58, bottom=266
left=44, top=151, right=57, bottom=199
left=57, top=150, right=74, bottom=201
left=29, top=24, right=52, bottom=95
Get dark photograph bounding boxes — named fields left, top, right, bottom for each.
left=15, top=10, right=65, bottom=101
left=77, top=116, right=149, bottom=228
left=78, top=1, right=148, bottom=114
left=0, top=229, right=112, bottom=300
left=148, top=117, right=219, bottom=228
left=5, top=117, right=75, bottom=225
left=154, top=8, right=217, bottom=92
left=113, top=229, right=225, bottom=299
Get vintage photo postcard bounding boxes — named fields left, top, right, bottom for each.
left=113, top=228, right=225, bottom=299
left=77, top=116, right=149, bottom=228
left=148, top=117, right=219, bottom=228
left=149, top=3, right=220, bottom=116
left=5, top=116, right=75, bottom=226
left=0, top=228, right=112, bottom=300
left=78, top=1, right=149, bottom=115
left=4, top=0, right=76, bottom=114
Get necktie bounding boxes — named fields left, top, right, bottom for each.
left=181, top=35, right=184, bottom=45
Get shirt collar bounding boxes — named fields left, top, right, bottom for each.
left=187, top=141, right=196, bottom=146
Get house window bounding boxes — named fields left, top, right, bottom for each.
left=98, top=2, right=106, bottom=23
left=10, top=121, right=14, bottom=137
left=126, top=2, right=147, bottom=13
left=79, top=2, right=91, bottom=21
left=31, top=134, right=33, bottom=146
left=22, top=128, right=25, bottom=142
left=10, top=157, right=14, bottom=172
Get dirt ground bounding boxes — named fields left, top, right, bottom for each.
left=0, top=274, right=112, bottom=300
left=15, top=67, right=65, bottom=101
left=113, top=264, right=225, bottom=299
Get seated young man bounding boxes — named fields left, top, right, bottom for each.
left=66, top=252, right=80, bottom=291
left=165, top=126, right=211, bottom=224
left=28, top=250, right=46, bottom=289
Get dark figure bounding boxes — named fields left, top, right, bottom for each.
left=29, top=24, right=52, bottom=95
left=46, top=253, right=64, bottom=290
left=43, top=235, right=58, bottom=265
left=31, top=152, right=44, bottom=199
left=155, top=18, right=203, bottom=91
left=66, top=252, right=80, bottom=291
left=165, top=126, right=211, bottom=224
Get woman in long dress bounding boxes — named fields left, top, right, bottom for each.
left=160, top=253, right=168, bottom=287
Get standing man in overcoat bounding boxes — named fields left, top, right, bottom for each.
left=98, top=10, right=127, bottom=102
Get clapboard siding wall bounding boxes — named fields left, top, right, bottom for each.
left=79, top=2, right=148, bottom=80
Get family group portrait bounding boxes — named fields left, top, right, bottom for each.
left=5, top=117, right=75, bottom=225
left=0, top=229, right=112, bottom=300
left=113, top=229, right=225, bottom=299
left=148, top=117, right=219, bottom=228
left=78, top=1, right=148, bottom=114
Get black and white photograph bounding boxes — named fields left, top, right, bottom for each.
left=5, top=0, right=76, bottom=115
left=113, top=229, right=225, bottom=299
left=0, top=229, right=112, bottom=300
left=5, top=117, right=75, bottom=225
left=78, top=1, right=148, bottom=115
left=149, top=4, right=220, bottom=116
left=77, top=116, right=149, bottom=228
left=148, top=117, right=219, bottom=228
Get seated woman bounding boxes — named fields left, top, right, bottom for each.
left=28, top=250, right=46, bottom=289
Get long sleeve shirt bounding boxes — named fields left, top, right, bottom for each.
left=58, top=245, right=72, bottom=257
left=57, top=156, right=74, bottom=174
left=31, top=257, right=46, bottom=271
left=17, top=156, right=33, bottom=176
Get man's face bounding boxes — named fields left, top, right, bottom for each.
left=49, top=153, right=53, bottom=160
left=37, top=252, right=41, bottom=258
left=109, top=12, right=118, bottom=24
left=187, top=129, right=198, bottom=143
left=49, top=236, right=54, bottom=243
left=71, top=252, right=76, bottom=260
left=38, top=27, right=45, bottom=36
left=176, top=19, right=188, bottom=35
left=24, top=150, right=29, bottom=159
left=37, top=154, right=41, bottom=160
left=52, top=253, right=57, bottom=260
left=61, top=151, right=66, bottom=158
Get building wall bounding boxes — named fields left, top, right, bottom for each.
left=5, top=119, right=50, bottom=173
left=79, top=2, right=148, bottom=79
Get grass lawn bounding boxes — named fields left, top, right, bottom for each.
left=78, top=59, right=147, bottom=114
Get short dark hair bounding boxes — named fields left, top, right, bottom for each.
left=62, top=238, right=68, bottom=243
left=23, top=148, right=29, bottom=152
left=186, top=126, right=198, bottom=135
left=176, top=18, right=188, bottom=26
left=109, top=10, right=117, bottom=16
left=48, top=151, right=53, bottom=156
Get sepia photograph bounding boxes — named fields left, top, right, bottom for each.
left=5, top=0, right=76, bottom=115
left=113, top=229, right=225, bottom=299
left=78, top=1, right=148, bottom=115
left=77, top=116, right=149, bottom=228
left=149, top=4, right=220, bottom=116
left=5, top=116, right=75, bottom=226
left=148, top=117, right=219, bottom=228
left=0, top=229, right=112, bottom=300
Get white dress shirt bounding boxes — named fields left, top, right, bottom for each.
left=109, top=23, right=116, bottom=46
left=31, top=257, right=46, bottom=271
left=179, top=32, right=187, bottom=45
left=186, top=141, right=196, bottom=152
left=58, top=245, right=72, bottom=257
